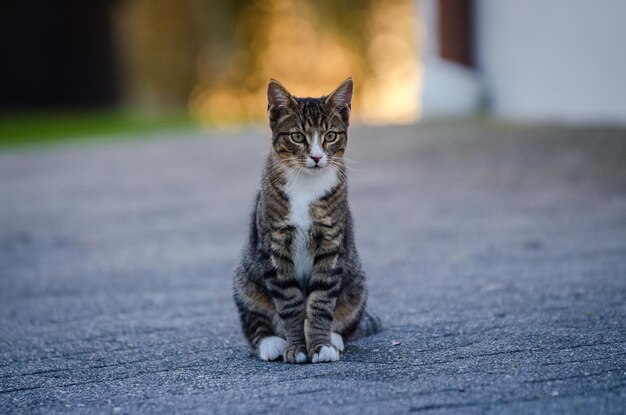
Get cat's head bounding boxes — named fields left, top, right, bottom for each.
left=267, top=78, right=353, bottom=174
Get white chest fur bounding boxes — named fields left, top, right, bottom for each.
left=284, top=168, right=338, bottom=286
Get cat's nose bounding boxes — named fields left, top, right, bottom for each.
left=310, top=155, right=322, bottom=164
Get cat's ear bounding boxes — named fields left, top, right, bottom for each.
left=267, top=79, right=295, bottom=109
left=325, top=77, right=353, bottom=109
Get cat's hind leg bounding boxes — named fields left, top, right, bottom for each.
left=331, top=271, right=369, bottom=342
left=233, top=268, right=284, bottom=361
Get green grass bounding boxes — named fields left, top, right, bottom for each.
left=0, top=110, right=198, bottom=149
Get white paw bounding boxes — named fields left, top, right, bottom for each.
left=257, top=336, right=286, bottom=361
left=311, top=345, right=340, bottom=363
left=330, top=332, right=344, bottom=352
left=295, top=352, right=307, bottom=363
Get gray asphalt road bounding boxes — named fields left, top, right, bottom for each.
left=1, top=123, right=625, bottom=414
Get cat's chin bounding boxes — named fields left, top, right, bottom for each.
left=304, top=165, right=326, bottom=175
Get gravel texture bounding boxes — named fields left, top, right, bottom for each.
left=1, top=123, right=625, bottom=414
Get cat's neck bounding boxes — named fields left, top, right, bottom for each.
left=283, top=166, right=338, bottom=200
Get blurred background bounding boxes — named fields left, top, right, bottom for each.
left=3, top=2, right=626, bottom=412
left=1, top=0, right=626, bottom=146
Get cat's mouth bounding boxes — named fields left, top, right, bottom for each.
left=304, top=158, right=328, bottom=171
left=305, top=164, right=325, bottom=173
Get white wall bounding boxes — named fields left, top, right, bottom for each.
left=475, top=0, right=626, bottom=124
left=419, top=0, right=484, bottom=119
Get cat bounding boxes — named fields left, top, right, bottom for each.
left=233, top=77, right=380, bottom=363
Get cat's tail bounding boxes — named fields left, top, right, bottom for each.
left=349, top=309, right=382, bottom=340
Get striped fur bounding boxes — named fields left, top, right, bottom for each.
left=233, top=78, right=380, bottom=363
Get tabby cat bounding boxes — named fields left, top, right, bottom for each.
left=233, top=77, right=380, bottom=363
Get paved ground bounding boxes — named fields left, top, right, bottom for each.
left=1, top=122, right=625, bottom=414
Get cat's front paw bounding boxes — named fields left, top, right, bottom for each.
left=309, top=344, right=340, bottom=363
left=283, top=343, right=307, bottom=364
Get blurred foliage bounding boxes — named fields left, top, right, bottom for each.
left=113, top=0, right=220, bottom=109
left=114, top=0, right=420, bottom=125
left=0, top=112, right=195, bottom=148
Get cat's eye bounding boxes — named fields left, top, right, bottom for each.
left=291, top=132, right=305, bottom=143
left=325, top=132, right=338, bottom=143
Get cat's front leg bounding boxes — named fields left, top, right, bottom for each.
left=304, top=269, right=341, bottom=363
left=262, top=220, right=308, bottom=363
left=267, top=276, right=307, bottom=363
left=266, top=242, right=308, bottom=364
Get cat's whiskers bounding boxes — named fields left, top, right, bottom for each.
left=267, top=156, right=302, bottom=179
left=328, top=162, right=349, bottom=185
left=281, top=163, right=305, bottom=187
left=340, top=156, right=359, bottom=165
left=331, top=157, right=360, bottom=173
left=338, top=163, right=359, bottom=173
